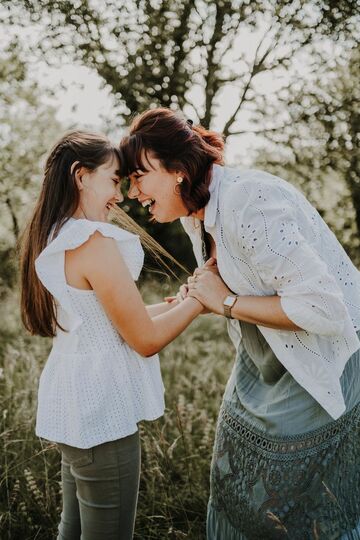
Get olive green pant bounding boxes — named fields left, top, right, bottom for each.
left=57, top=431, right=140, bottom=540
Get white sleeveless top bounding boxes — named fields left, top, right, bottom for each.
left=35, top=218, right=165, bottom=449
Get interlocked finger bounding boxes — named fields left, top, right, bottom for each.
left=179, top=284, right=189, bottom=300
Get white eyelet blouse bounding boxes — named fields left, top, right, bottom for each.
left=181, top=165, right=360, bottom=420
left=35, top=218, right=165, bottom=449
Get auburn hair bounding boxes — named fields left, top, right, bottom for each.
left=119, top=107, right=225, bottom=214
left=20, top=130, right=187, bottom=338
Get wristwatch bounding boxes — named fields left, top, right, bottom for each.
left=223, top=295, right=238, bottom=319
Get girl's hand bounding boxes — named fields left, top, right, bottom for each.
left=165, top=259, right=219, bottom=312
left=166, top=283, right=209, bottom=314
left=187, top=269, right=232, bottom=315
left=164, top=283, right=189, bottom=304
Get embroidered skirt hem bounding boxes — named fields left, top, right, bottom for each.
left=208, top=401, right=360, bottom=540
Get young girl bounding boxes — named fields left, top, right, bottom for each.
left=20, top=131, right=203, bottom=540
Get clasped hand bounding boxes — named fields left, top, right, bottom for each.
left=165, top=258, right=232, bottom=315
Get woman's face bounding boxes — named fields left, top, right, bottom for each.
left=127, top=152, right=189, bottom=223
left=74, top=155, right=123, bottom=222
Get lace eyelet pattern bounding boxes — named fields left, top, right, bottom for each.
left=210, top=402, right=360, bottom=539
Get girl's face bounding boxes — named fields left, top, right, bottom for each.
left=74, top=155, right=123, bottom=222
left=127, top=152, right=189, bottom=223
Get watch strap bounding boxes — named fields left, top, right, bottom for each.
left=223, top=295, right=238, bottom=319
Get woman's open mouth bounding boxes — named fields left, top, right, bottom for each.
left=142, top=199, right=156, bottom=213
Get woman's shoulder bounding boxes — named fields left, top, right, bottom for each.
left=221, top=167, right=302, bottom=212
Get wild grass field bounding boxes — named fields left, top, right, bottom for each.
left=0, top=277, right=234, bottom=540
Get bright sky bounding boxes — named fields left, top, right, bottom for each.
left=38, top=61, right=262, bottom=165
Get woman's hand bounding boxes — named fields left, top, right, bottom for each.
left=195, top=257, right=218, bottom=277
left=187, top=268, right=232, bottom=315
left=164, top=258, right=218, bottom=312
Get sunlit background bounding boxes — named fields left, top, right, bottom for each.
left=0, top=2, right=359, bottom=538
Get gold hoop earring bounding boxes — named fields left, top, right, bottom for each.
left=174, top=176, right=183, bottom=195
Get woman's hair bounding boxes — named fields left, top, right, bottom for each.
left=20, top=130, right=187, bottom=338
left=119, top=107, right=225, bottom=214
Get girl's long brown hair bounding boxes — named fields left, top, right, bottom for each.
left=20, top=131, right=187, bottom=338
left=119, top=107, right=225, bottom=214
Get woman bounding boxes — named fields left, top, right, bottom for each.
left=20, top=131, right=204, bottom=539
left=119, top=108, right=360, bottom=539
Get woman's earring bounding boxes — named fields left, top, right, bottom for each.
left=174, top=176, right=183, bottom=195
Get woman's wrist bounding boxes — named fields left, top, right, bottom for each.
left=184, top=296, right=204, bottom=315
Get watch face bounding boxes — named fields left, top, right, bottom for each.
left=224, top=296, right=236, bottom=307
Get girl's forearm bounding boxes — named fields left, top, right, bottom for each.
left=146, top=298, right=202, bottom=355
left=146, top=301, right=177, bottom=317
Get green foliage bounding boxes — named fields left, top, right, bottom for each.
left=254, top=43, right=360, bottom=265
left=0, top=279, right=233, bottom=539
left=4, top=0, right=359, bottom=132
left=0, top=41, right=63, bottom=298
left=0, top=42, right=61, bottom=245
left=2, top=1, right=359, bottom=264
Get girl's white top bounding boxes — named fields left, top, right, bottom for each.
left=35, top=218, right=165, bottom=448
left=181, top=165, right=360, bottom=420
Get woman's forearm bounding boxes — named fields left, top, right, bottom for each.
left=187, top=270, right=301, bottom=331
left=231, top=295, right=300, bottom=331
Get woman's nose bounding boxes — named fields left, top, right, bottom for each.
left=128, top=179, right=141, bottom=199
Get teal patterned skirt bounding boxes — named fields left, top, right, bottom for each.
left=207, top=325, right=360, bottom=540
left=207, top=401, right=360, bottom=539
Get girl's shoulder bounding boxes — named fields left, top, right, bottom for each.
left=49, top=218, right=140, bottom=250
left=36, top=218, right=144, bottom=286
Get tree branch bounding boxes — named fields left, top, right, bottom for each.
left=5, top=197, right=19, bottom=240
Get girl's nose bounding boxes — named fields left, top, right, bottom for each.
left=114, top=192, right=124, bottom=203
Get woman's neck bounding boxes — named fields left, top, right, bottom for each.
left=191, top=208, right=205, bottom=221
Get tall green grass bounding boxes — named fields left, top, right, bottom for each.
left=0, top=278, right=234, bottom=539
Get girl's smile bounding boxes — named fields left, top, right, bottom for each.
left=73, top=155, right=123, bottom=221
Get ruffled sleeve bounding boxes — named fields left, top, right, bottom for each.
left=35, top=218, right=144, bottom=334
